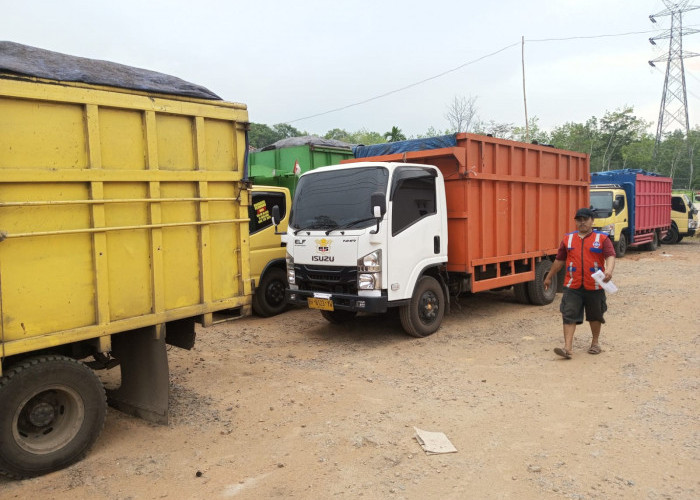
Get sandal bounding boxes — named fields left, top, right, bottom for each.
left=587, top=344, right=602, bottom=355
left=554, top=347, right=572, bottom=359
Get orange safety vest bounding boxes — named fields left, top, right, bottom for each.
left=563, top=231, right=609, bottom=290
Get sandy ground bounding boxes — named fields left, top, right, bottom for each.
left=2, top=237, right=699, bottom=500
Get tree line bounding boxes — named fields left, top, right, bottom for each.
left=249, top=101, right=698, bottom=190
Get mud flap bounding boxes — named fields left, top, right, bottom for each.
left=107, top=325, right=169, bottom=425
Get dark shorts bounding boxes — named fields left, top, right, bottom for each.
left=560, top=287, right=607, bottom=324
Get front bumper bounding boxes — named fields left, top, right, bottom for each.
left=286, top=289, right=388, bottom=313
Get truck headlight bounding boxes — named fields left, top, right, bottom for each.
left=286, top=252, right=295, bottom=285
left=358, top=250, right=381, bottom=290
left=601, top=224, right=614, bottom=236
left=358, top=273, right=377, bottom=290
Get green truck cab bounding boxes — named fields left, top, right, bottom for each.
left=663, top=193, right=699, bottom=244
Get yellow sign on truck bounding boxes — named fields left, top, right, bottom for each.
left=0, top=42, right=251, bottom=478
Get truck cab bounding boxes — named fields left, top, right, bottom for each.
left=663, top=193, right=699, bottom=244
left=285, top=162, right=449, bottom=337
left=249, top=186, right=292, bottom=316
left=590, top=184, right=629, bottom=256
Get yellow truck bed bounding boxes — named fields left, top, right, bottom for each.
left=0, top=73, right=251, bottom=363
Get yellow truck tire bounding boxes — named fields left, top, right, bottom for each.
left=252, top=267, right=288, bottom=317
left=661, top=223, right=680, bottom=244
left=0, top=355, right=106, bottom=479
left=614, top=234, right=628, bottom=257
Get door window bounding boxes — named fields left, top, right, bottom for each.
left=250, top=192, right=286, bottom=234
left=390, top=169, right=437, bottom=235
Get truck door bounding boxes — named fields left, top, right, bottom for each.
left=387, top=168, right=442, bottom=301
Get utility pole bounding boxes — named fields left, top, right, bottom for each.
left=649, top=0, right=699, bottom=188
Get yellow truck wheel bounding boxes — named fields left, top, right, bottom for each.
left=0, top=355, right=106, bottom=479
left=252, top=267, right=288, bottom=317
left=614, top=234, right=628, bottom=257
left=662, top=224, right=679, bottom=244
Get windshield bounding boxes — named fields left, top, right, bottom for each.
left=290, top=166, right=389, bottom=231
left=590, top=191, right=613, bottom=217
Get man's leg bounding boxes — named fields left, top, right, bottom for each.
left=563, top=322, right=576, bottom=354
left=589, top=321, right=601, bottom=349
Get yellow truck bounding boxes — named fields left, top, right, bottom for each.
left=0, top=42, right=252, bottom=478
left=249, top=185, right=291, bottom=316
left=662, top=192, right=698, bottom=244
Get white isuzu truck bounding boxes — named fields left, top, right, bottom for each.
left=282, top=134, right=589, bottom=337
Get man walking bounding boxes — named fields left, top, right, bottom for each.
left=544, top=207, right=616, bottom=359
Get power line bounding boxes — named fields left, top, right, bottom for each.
left=284, top=42, right=520, bottom=124
left=282, top=26, right=699, bottom=126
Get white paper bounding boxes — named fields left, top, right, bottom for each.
left=414, top=427, right=458, bottom=455
left=591, top=269, right=618, bottom=294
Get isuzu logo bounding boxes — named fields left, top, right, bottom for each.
left=315, top=238, right=332, bottom=253
left=312, top=255, right=335, bottom=262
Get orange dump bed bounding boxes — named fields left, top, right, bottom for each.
left=346, top=133, right=590, bottom=291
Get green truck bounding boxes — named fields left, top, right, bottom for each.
left=249, top=136, right=354, bottom=197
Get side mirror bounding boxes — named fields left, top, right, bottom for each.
left=371, top=191, right=386, bottom=217
left=612, top=199, right=621, bottom=210
left=370, top=191, right=386, bottom=234
left=271, top=205, right=286, bottom=235
left=272, top=205, right=280, bottom=226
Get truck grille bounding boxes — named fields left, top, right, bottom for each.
left=294, top=264, right=357, bottom=294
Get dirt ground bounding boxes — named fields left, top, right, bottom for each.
left=2, top=237, right=699, bottom=500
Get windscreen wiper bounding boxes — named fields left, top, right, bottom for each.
left=325, top=217, right=377, bottom=235
left=293, top=225, right=322, bottom=235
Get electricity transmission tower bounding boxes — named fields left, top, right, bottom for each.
left=648, top=0, right=699, bottom=187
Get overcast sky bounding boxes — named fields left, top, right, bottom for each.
left=3, top=0, right=699, bottom=137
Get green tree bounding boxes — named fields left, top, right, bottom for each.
left=414, top=126, right=452, bottom=139
left=596, top=107, right=649, bottom=171
left=383, top=126, right=406, bottom=143
left=550, top=118, right=599, bottom=157
left=620, top=135, right=655, bottom=171
left=512, top=116, right=550, bottom=144
left=323, top=128, right=352, bottom=142
left=248, top=123, right=279, bottom=149
left=473, top=120, right=514, bottom=140
left=248, top=122, right=304, bottom=149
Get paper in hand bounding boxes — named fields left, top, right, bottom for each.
left=591, top=269, right=618, bottom=294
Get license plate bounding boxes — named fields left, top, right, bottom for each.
left=308, top=297, right=334, bottom=311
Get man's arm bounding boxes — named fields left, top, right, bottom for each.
left=602, top=236, right=616, bottom=282
left=544, top=259, right=565, bottom=291
left=603, top=255, right=615, bottom=282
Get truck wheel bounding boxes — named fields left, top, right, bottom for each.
left=0, top=355, right=106, bottom=479
left=527, top=260, right=557, bottom=306
left=614, top=234, right=627, bottom=257
left=512, top=283, right=531, bottom=304
left=321, top=310, right=357, bottom=324
left=252, top=267, right=288, bottom=317
left=662, top=224, right=679, bottom=244
left=645, top=231, right=659, bottom=251
left=400, top=276, right=445, bottom=338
